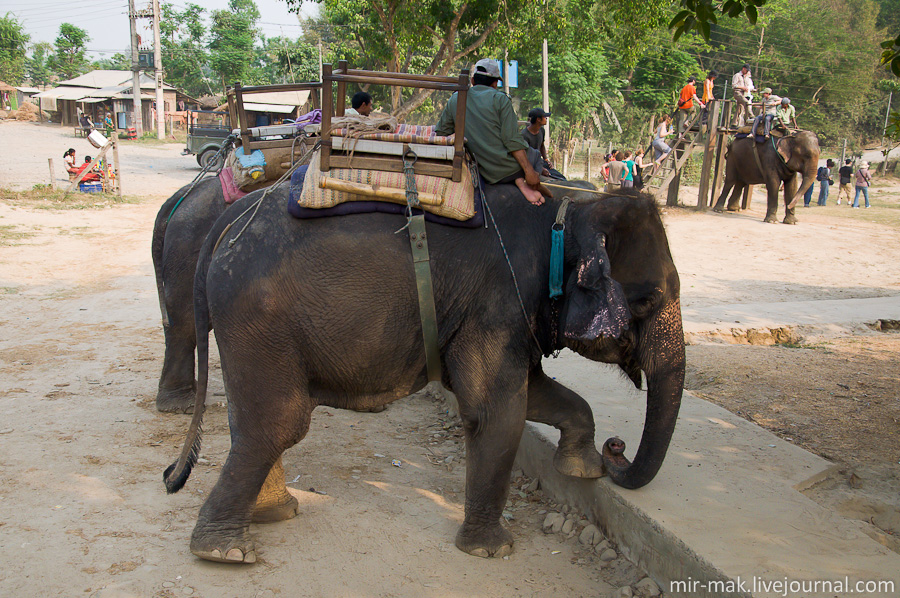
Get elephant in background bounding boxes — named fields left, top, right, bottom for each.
left=713, top=130, right=820, bottom=224
left=151, top=178, right=228, bottom=413
left=164, top=183, right=686, bottom=564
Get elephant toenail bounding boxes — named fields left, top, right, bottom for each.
left=470, top=548, right=490, bottom=558
left=225, top=548, right=245, bottom=561
left=210, top=549, right=222, bottom=559
left=494, top=544, right=513, bottom=558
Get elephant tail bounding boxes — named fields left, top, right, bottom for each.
left=163, top=208, right=218, bottom=494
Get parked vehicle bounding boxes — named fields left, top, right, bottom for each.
left=184, top=110, right=231, bottom=169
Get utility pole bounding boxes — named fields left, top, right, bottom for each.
left=883, top=91, right=893, bottom=148
left=152, top=0, right=164, bottom=140
left=128, top=0, right=143, bottom=137
left=542, top=38, right=549, bottom=153
left=318, top=41, right=323, bottom=81
left=503, top=48, right=509, bottom=96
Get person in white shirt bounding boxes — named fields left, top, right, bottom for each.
left=344, top=92, right=373, bottom=117
left=731, top=63, right=755, bottom=127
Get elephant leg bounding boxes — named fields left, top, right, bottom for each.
left=526, top=365, right=603, bottom=478
left=190, top=358, right=312, bottom=564
left=448, top=344, right=527, bottom=558
left=782, top=177, right=799, bottom=225
left=251, top=456, right=300, bottom=523
left=726, top=181, right=745, bottom=211
left=156, top=303, right=197, bottom=413
left=763, top=178, right=781, bottom=223
left=712, top=176, right=734, bottom=212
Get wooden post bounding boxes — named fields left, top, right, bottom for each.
left=562, top=149, right=569, bottom=178
left=696, top=100, right=721, bottom=210
left=666, top=170, right=681, bottom=206
left=112, top=136, right=122, bottom=198
left=742, top=184, right=754, bottom=209
left=48, top=158, right=55, bottom=188
left=102, top=153, right=110, bottom=192
left=320, top=63, right=333, bottom=172
left=586, top=148, right=592, bottom=181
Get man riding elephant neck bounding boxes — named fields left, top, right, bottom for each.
left=435, top=58, right=550, bottom=206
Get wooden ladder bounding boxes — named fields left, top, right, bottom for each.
left=642, top=110, right=706, bottom=196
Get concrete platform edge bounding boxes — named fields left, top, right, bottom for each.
left=515, top=426, right=751, bottom=598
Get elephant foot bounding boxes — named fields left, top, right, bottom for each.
left=190, top=522, right=256, bottom=564
left=763, top=215, right=778, bottom=223
left=252, top=488, right=300, bottom=523
left=712, top=205, right=725, bottom=213
left=156, top=385, right=196, bottom=414
left=455, top=521, right=514, bottom=558
left=726, top=206, right=741, bottom=212
left=553, top=445, right=604, bottom=479
left=783, top=214, right=798, bottom=225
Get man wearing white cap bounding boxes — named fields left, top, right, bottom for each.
left=436, top=58, right=548, bottom=205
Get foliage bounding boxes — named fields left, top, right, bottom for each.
left=25, top=42, right=53, bottom=87
left=49, top=23, right=91, bottom=80
left=629, top=45, right=700, bottom=112
left=160, top=2, right=211, bottom=98
left=669, top=0, right=766, bottom=41
left=208, top=0, right=260, bottom=92
left=293, top=0, right=536, bottom=117
left=0, top=14, right=30, bottom=85
left=92, top=53, right=130, bottom=71
left=880, top=34, right=900, bottom=77
left=250, top=36, right=320, bottom=85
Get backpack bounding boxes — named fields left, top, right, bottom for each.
left=816, top=166, right=826, bottom=181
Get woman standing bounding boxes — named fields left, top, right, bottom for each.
left=634, top=147, right=645, bottom=189
left=622, top=151, right=636, bottom=188
left=852, top=161, right=872, bottom=208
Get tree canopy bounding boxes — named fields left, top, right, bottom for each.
left=49, top=23, right=90, bottom=80
left=0, top=14, right=30, bottom=85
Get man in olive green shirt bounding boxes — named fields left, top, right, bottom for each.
left=435, top=58, right=548, bottom=205
left=775, top=97, right=798, bottom=131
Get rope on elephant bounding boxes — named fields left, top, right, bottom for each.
left=167, top=134, right=238, bottom=223
left=217, top=140, right=321, bottom=252
left=479, top=177, right=547, bottom=356
left=541, top=181, right=609, bottom=197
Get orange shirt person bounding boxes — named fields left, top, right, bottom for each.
left=675, top=76, right=705, bottom=134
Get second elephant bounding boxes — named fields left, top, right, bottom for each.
left=713, top=130, right=820, bottom=224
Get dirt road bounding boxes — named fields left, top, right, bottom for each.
left=1, top=120, right=898, bottom=596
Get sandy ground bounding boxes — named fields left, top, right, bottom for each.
left=1, top=120, right=899, bottom=595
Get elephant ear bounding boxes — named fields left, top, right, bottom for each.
left=563, top=235, right=631, bottom=341
left=776, top=138, right=792, bottom=164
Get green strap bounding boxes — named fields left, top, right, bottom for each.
left=403, top=150, right=442, bottom=383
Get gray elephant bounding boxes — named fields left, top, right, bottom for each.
left=152, top=178, right=229, bottom=413
left=712, top=130, right=820, bottom=224
left=164, top=183, right=686, bottom=564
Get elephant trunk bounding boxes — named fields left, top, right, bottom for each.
left=787, top=163, right=817, bottom=210
left=602, top=296, right=685, bottom=489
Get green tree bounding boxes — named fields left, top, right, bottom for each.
left=26, top=42, right=54, bottom=87
left=0, top=14, right=30, bottom=85
left=250, top=36, right=319, bottom=84
left=160, top=2, right=211, bottom=97
left=93, top=53, right=130, bottom=70
left=49, top=23, right=91, bottom=80
left=208, top=0, right=260, bottom=91
left=295, top=0, right=539, bottom=118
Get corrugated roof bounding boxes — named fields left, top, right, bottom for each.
left=15, top=86, right=40, bottom=93
left=49, top=86, right=97, bottom=100
left=55, top=70, right=175, bottom=91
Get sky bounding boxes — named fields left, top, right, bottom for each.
left=5, top=0, right=319, bottom=60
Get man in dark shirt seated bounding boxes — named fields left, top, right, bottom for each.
left=435, top=59, right=549, bottom=205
